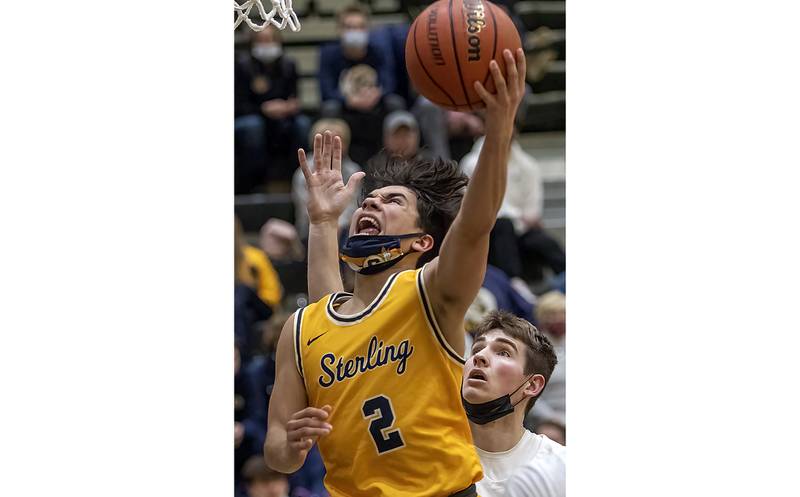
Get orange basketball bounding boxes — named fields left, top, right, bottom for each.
left=404, top=0, right=522, bottom=111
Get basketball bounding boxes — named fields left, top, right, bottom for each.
left=404, top=0, right=522, bottom=111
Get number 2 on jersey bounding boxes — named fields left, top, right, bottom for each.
left=361, top=395, right=405, bottom=454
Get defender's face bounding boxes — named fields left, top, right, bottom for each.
left=462, top=330, right=528, bottom=404
left=349, top=186, right=421, bottom=237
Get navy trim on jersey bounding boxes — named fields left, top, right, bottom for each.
left=294, top=308, right=305, bottom=378
left=416, top=267, right=466, bottom=365
left=325, top=272, right=401, bottom=325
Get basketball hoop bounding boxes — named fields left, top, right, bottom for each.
left=234, top=0, right=301, bottom=32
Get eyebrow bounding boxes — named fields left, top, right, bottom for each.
left=494, top=337, right=519, bottom=352
left=366, top=192, right=408, bottom=201
left=472, top=336, right=518, bottom=353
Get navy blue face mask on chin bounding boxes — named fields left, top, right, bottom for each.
left=461, top=374, right=535, bottom=425
left=340, top=233, right=425, bottom=275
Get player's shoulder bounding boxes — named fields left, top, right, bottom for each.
left=506, top=434, right=566, bottom=497
left=533, top=433, right=566, bottom=460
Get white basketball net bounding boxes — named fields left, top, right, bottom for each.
left=234, top=0, right=301, bottom=32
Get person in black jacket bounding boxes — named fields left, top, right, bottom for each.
left=235, top=27, right=311, bottom=192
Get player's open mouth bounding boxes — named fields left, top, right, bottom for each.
left=356, top=215, right=381, bottom=235
left=467, top=369, right=487, bottom=383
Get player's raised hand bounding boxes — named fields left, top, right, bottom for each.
left=298, top=131, right=366, bottom=225
left=286, top=405, right=333, bottom=458
left=473, top=48, right=526, bottom=134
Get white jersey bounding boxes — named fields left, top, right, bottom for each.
left=476, top=430, right=566, bottom=497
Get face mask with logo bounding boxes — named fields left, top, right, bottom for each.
left=461, top=374, right=535, bottom=425
left=340, top=233, right=424, bottom=275
left=341, top=30, right=369, bottom=50
left=252, top=43, right=282, bottom=63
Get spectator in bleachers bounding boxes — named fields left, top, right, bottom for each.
left=490, top=1, right=527, bottom=43
left=447, top=110, right=487, bottom=161
left=236, top=344, right=270, bottom=493
left=255, top=316, right=329, bottom=497
left=371, top=23, right=412, bottom=106
left=235, top=26, right=310, bottom=189
left=334, top=64, right=403, bottom=165
left=237, top=217, right=283, bottom=309
left=241, top=455, right=290, bottom=497
left=258, top=218, right=309, bottom=302
left=460, top=130, right=565, bottom=284
left=525, top=291, right=566, bottom=445
left=259, top=218, right=305, bottom=264
left=236, top=217, right=280, bottom=359
left=372, top=22, right=453, bottom=160
left=367, top=110, right=424, bottom=168
left=238, top=317, right=328, bottom=497
left=382, top=110, right=421, bottom=160
left=317, top=3, right=403, bottom=118
left=465, top=265, right=536, bottom=332
left=292, top=118, right=362, bottom=238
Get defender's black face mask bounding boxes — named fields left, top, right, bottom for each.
left=461, top=375, right=535, bottom=425
left=339, top=233, right=424, bottom=275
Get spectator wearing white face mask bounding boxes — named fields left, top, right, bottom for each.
left=318, top=3, right=404, bottom=118
left=235, top=26, right=311, bottom=191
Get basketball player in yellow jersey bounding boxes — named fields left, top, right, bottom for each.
left=264, top=49, right=527, bottom=497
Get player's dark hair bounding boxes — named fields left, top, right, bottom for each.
left=471, top=310, right=558, bottom=416
left=365, top=155, right=468, bottom=267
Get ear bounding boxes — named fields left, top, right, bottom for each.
left=523, top=374, right=547, bottom=400
left=410, top=234, right=435, bottom=254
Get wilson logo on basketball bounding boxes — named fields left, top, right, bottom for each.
left=426, top=7, right=446, bottom=66
left=464, top=0, right=486, bottom=61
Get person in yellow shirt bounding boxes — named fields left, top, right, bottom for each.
left=264, top=49, right=527, bottom=497
left=236, top=216, right=283, bottom=308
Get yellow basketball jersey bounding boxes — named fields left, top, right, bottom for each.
left=293, top=265, right=483, bottom=497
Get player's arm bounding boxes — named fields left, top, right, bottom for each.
left=264, top=315, right=332, bottom=473
left=425, top=49, right=526, bottom=346
left=299, top=131, right=365, bottom=301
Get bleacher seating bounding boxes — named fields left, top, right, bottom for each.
left=235, top=0, right=566, bottom=246
left=516, top=1, right=566, bottom=31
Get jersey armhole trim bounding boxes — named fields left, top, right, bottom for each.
left=293, top=308, right=305, bottom=379
left=417, top=264, right=466, bottom=365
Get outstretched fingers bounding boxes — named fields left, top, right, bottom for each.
left=515, top=48, right=526, bottom=96
left=321, top=131, right=333, bottom=170
left=474, top=79, right=494, bottom=106
left=332, top=135, right=343, bottom=172
left=489, top=58, right=508, bottom=101
left=312, top=133, right=323, bottom=172
left=503, top=49, right=518, bottom=97
left=298, top=148, right=311, bottom=181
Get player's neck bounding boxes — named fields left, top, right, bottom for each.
left=469, top=411, right=527, bottom=453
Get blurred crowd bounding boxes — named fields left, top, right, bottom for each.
left=234, top=2, right=565, bottom=496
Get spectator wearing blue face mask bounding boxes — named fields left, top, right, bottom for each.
left=235, top=26, right=311, bottom=191
left=317, top=3, right=404, bottom=118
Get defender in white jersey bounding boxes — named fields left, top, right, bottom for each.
left=461, top=310, right=566, bottom=497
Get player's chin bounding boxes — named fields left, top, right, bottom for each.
left=462, top=381, right=491, bottom=401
